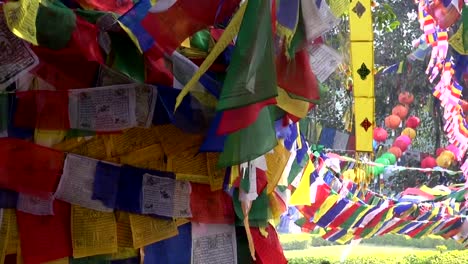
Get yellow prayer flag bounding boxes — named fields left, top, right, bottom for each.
left=276, top=87, right=310, bottom=118
left=330, top=0, right=349, bottom=17
left=174, top=1, right=248, bottom=111
left=289, top=160, right=315, bottom=206
left=129, top=214, right=178, bottom=249
left=268, top=193, right=284, bottom=222
left=175, top=218, right=190, bottom=227
left=169, top=148, right=211, bottom=184
left=207, top=153, right=226, bottom=191
left=266, top=142, right=291, bottom=194
left=5, top=209, right=18, bottom=255
left=34, top=129, right=67, bottom=148
left=119, top=144, right=166, bottom=171
left=116, top=211, right=134, bottom=248
left=296, top=123, right=302, bottom=149
left=0, top=210, right=10, bottom=264
left=420, top=185, right=449, bottom=196
left=449, top=25, right=468, bottom=55
left=3, top=0, right=40, bottom=45
left=110, top=127, right=161, bottom=157
left=58, top=137, right=108, bottom=160
left=71, top=206, right=118, bottom=258
left=155, top=125, right=204, bottom=155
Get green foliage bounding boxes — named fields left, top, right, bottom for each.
left=374, top=3, right=400, bottom=33
left=288, top=250, right=468, bottom=264
left=436, top=245, right=448, bottom=253
left=361, top=234, right=465, bottom=251
left=280, top=234, right=465, bottom=251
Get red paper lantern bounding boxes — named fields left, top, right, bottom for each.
left=373, top=127, right=388, bottom=142
left=406, top=116, right=420, bottom=129
left=421, top=156, right=437, bottom=169
left=393, top=139, right=409, bottom=152
left=398, top=92, right=414, bottom=105
left=388, top=146, right=402, bottom=159
left=392, top=105, right=409, bottom=119
left=385, top=115, right=401, bottom=130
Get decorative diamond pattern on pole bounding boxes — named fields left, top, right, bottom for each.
left=357, top=63, right=370, bottom=80
left=352, top=1, right=366, bottom=18
left=360, top=118, right=372, bottom=132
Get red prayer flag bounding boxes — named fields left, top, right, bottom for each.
left=0, top=138, right=65, bottom=198
left=232, top=168, right=268, bottom=195
left=190, top=183, right=235, bottom=224
left=144, top=47, right=174, bottom=86
left=250, top=224, right=287, bottom=264
left=14, top=90, right=70, bottom=130
left=276, top=48, right=319, bottom=101
left=75, top=0, right=134, bottom=14
left=140, top=0, right=241, bottom=57
left=17, top=200, right=72, bottom=264
left=31, top=16, right=103, bottom=90
left=217, top=98, right=277, bottom=135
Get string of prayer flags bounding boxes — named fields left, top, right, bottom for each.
left=55, top=154, right=112, bottom=212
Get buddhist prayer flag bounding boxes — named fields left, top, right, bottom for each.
left=75, top=0, right=134, bottom=14
left=0, top=138, right=64, bottom=198
left=17, top=200, right=72, bottom=264
left=216, top=0, right=278, bottom=138
left=120, top=0, right=241, bottom=55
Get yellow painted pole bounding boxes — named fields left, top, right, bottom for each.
left=349, top=0, right=375, bottom=153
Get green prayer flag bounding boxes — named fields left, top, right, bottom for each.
left=36, top=0, right=76, bottom=50
left=109, top=32, right=145, bottom=83
left=463, top=6, right=468, bottom=52
left=240, top=167, right=250, bottom=193
left=218, top=106, right=277, bottom=167
left=233, top=189, right=270, bottom=227
left=287, top=9, right=306, bottom=58
left=217, top=0, right=277, bottom=111
left=287, top=151, right=309, bottom=185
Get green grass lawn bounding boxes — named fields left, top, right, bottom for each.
left=285, top=245, right=437, bottom=261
